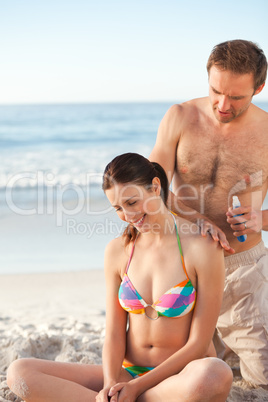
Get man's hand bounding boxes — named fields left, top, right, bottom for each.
left=198, top=219, right=235, bottom=254
left=168, top=192, right=235, bottom=253
left=226, top=205, right=263, bottom=237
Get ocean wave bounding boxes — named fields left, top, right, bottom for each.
left=0, top=103, right=169, bottom=190
left=0, top=144, right=152, bottom=190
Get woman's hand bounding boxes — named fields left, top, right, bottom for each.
left=96, top=385, right=116, bottom=402
left=108, top=381, right=139, bottom=402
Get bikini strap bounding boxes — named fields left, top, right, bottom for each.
left=125, top=234, right=139, bottom=274
left=170, top=212, right=189, bottom=280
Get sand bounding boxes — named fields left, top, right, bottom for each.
left=0, top=270, right=267, bottom=402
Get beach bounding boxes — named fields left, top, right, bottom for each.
left=1, top=103, right=268, bottom=400
left=0, top=270, right=106, bottom=401
left=0, top=270, right=268, bottom=402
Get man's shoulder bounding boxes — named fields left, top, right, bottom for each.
left=248, top=104, right=268, bottom=137
left=166, top=97, right=209, bottom=122
left=169, top=97, right=209, bottom=111
left=251, top=103, right=268, bottom=120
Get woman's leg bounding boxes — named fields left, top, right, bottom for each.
left=7, top=358, right=131, bottom=402
left=7, top=358, right=102, bottom=402
left=138, top=357, right=233, bottom=402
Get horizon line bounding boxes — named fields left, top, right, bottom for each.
left=0, top=98, right=268, bottom=107
left=0, top=100, right=180, bottom=107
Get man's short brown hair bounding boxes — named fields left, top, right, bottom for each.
left=207, top=40, right=267, bottom=91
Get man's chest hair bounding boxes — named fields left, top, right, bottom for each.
left=176, top=130, right=268, bottom=190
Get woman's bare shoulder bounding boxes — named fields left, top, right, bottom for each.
left=104, top=236, right=130, bottom=277
left=175, top=216, right=200, bottom=239
left=105, top=236, right=125, bottom=255
left=187, top=232, right=224, bottom=280
left=176, top=216, right=223, bottom=270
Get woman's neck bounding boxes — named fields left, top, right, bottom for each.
left=139, top=208, right=175, bottom=243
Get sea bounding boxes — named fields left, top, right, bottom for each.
left=0, top=101, right=268, bottom=275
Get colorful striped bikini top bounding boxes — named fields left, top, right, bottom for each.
left=118, top=215, right=196, bottom=319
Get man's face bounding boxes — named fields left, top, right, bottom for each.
left=208, top=65, right=255, bottom=123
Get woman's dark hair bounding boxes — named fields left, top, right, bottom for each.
left=102, top=153, right=169, bottom=245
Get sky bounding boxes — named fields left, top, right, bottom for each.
left=1, top=0, right=268, bottom=104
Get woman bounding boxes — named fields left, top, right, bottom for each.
left=7, top=153, right=232, bottom=401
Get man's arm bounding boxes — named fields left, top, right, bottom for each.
left=150, top=104, right=234, bottom=253
left=149, top=104, right=182, bottom=183
left=226, top=181, right=268, bottom=235
left=226, top=207, right=268, bottom=235
left=168, top=190, right=234, bottom=252
left=263, top=210, right=268, bottom=231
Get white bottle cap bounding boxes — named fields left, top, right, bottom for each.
left=232, top=196, right=240, bottom=208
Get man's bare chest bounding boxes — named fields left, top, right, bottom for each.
left=175, top=131, right=268, bottom=192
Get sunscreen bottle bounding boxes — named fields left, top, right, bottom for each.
left=232, top=196, right=247, bottom=242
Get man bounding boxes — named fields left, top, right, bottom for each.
left=150, top=40, right=268, bottom=387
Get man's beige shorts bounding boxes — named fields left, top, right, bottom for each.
left=216, top=241, right=268, bottom=386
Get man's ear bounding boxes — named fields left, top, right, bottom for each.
left=254, top=82, right=265, bottom=95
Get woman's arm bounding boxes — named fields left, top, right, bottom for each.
left=101, top=238, right=128, bottom=390
left=109, top=235, right=225, bottom=400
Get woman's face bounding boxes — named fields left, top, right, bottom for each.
left=105, top=178, right=162, bottom=232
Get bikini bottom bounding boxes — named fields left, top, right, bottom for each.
left=122, top=360, right=154, bottom=378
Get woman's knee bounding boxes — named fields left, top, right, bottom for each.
left=7, top=358, right=30, bottom=385
left=7, top=358, right=35, bottom=399
left=183, top=357, right=233, bottom=400
left=201, top=357, right=233, bottom=383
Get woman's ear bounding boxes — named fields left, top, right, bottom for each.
left=152, top=177, right=161, bottom=195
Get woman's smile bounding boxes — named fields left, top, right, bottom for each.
left=131, top=214, right=146, bottom=227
